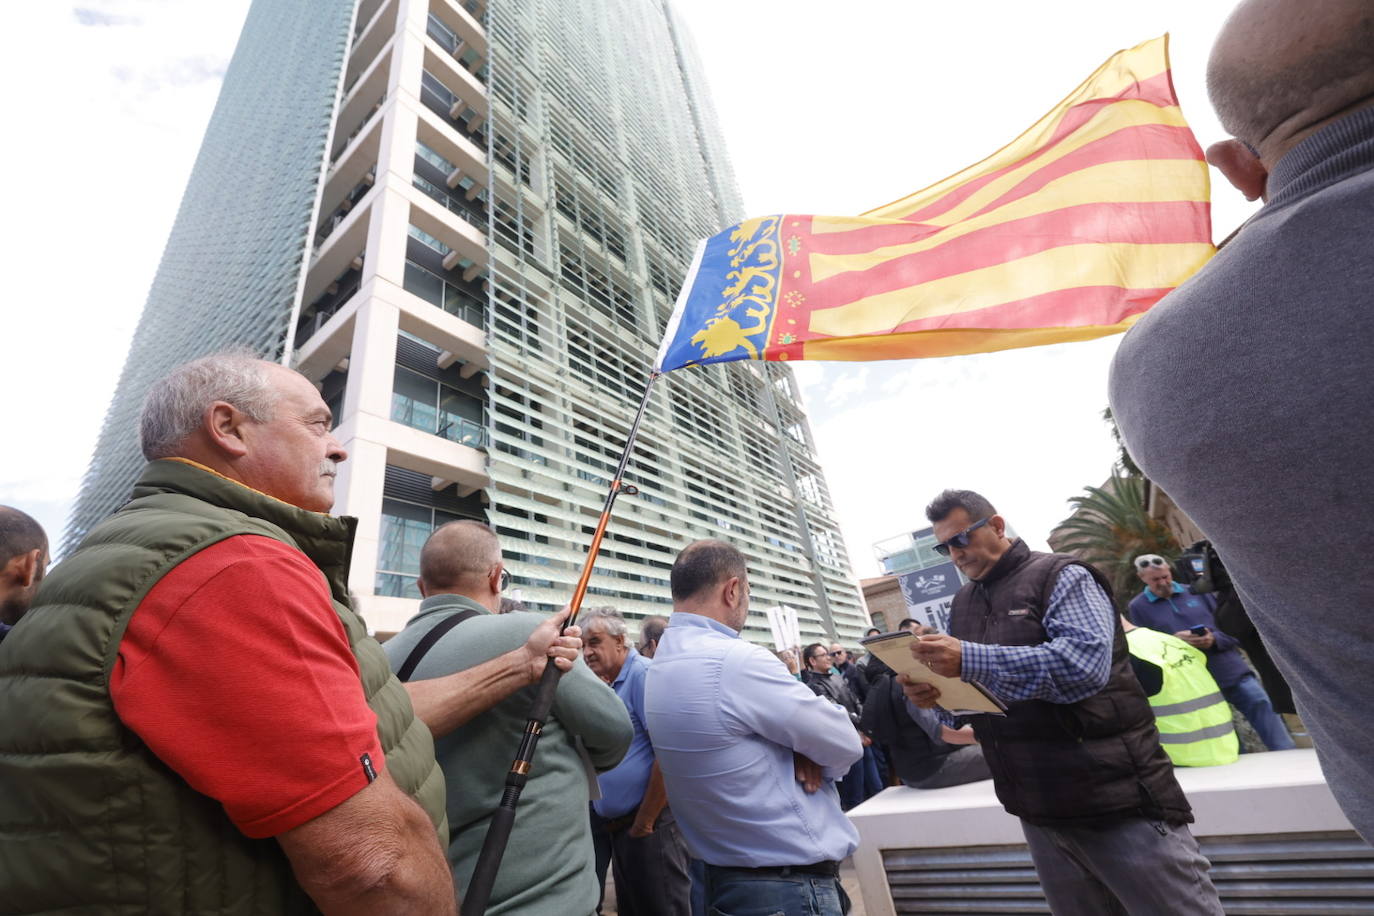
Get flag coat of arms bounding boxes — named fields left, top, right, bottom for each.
left=654, top=36, right=1213, bottom=374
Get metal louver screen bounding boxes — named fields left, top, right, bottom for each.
left=883, top=831, right=1374, bottom=914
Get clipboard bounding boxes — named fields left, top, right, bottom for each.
left=860, top=631, right=1008, bottom=716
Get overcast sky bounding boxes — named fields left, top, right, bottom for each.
left=0, top=1, right=1256, bottom=576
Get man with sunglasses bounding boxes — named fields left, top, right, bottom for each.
left=902, top=490, right=1221, bottom=916
left=385, top=520, right=634, bottom=915
left=829, top=643, right=870, bottom=703
left=1129, top=555, right=1294, bottom=752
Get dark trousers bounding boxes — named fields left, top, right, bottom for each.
left=838, top=745, right=883, bottom=809
left=592, top=808, right=612, bottom=913
left=591, top=806, right=692, bottom=916
left=907, top=745, right=992, bottom=790
left=1021, top=818, right=1223, bottom=915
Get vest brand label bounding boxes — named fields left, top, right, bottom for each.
left=1007, top=608, right=1029, bottom=616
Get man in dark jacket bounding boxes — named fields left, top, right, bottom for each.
left=801, top=643, right=861, bottom=724
left=802, top=643, right=879, bottom=808
left=860, top=656, right=989, bottom=789
left=903, top=490, right=1222, bottom=916
left=829, top=642, right=869, bottom=703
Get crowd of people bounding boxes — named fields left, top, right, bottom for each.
left=1, top=1, right=1372, bottom=913
left=0, top=364, right=1321, bottom=916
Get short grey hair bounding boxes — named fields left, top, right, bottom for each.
left=140, top=353, right=279, bottom=460
left=579, top=606, right=628, bottom=641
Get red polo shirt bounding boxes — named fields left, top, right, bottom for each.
left=110, top=534, right=384, bottom=838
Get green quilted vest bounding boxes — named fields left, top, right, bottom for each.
left=0, top=459, right=447, bottom=915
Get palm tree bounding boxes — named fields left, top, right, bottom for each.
left=1053, top=476, right=1180, bottom=610
left=1101, top=406, right=1142, bottom=477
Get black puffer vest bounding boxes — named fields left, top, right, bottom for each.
left=950, top=540, right=1191, bottom=826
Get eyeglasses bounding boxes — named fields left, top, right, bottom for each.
left=932, top=517, right=990, bottom=556
left=498, top=568, right=511, bottom=591
left=1134, top=556, right=1168, bottom=570
left=829, top=650, right=845, bottom=657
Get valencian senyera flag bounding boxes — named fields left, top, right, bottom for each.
left=654, top=35, right=1214, bottom=373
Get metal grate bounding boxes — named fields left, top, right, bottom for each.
left=882, top=831, right=1374, bottom=915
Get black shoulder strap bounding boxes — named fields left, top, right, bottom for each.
left=397, top=609, right=481, bottom=682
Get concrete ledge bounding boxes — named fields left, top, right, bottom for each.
left=848, top=749, right=1353, bottom=916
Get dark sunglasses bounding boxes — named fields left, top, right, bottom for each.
left=932, top=517, right=990, bottom=556
left=498, top=568, right=511, bottom=591
left=1135, top=556, right=1168, bottom=570
left=829, top=650, right=845, bottom=657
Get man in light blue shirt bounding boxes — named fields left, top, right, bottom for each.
left=581, top=607, right=690, bottom=916
left=645, top=540, right=862, bottom=916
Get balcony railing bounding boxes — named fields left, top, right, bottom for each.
left=332, top=94, right=386, bottom=165
left=413, top=174, right=485, bottom=230
left=439, top=415, right=488, bottom=448
left=392, top=399, right=489, bottom=448
left=419, top=70, right=485, bottom=143
left=317, top=167, right=378, bottom=246
left=403, top=260, right=486, bottom=328
left=426, top=13, right=486, bottom=82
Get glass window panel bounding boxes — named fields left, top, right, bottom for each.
left=375, top=572, right=422, bottom=599
left=392, top=366, right=439, bottom=433
left=408, top=224, right=452, bottom=256
left=438, top=386, right=484, bottom=446
left=415, top=141, right=454, bottom=173
left=377, top=499, right=433, bottom=580
left=404, top=261, right=444, bottom=307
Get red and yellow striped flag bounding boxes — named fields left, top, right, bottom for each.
left=654, top=36, right=1213, bottom=373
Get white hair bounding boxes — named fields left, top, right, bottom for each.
left=580, top=606, right=629, bottom=641
left=140, top=352, right=279, bottom=460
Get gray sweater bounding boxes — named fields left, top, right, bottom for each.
left=1109, top=106, right=1374, bottom=841
left=385, top=596, right=633, bottom=915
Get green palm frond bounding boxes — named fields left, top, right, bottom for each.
left=1055, top=476, right=1180, bottom=610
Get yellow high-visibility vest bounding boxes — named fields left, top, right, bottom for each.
left=1126, top=627, right=1240, bottom=767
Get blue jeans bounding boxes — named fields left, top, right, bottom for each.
left=1222, top=673, right=1295, bottom=751
left=703, top=866, right=849, bottom=916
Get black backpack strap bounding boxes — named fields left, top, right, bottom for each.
left=396, top=609, right=480, bottom=682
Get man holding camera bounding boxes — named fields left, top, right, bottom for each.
left=1129, top=555, right=1294, bottom=752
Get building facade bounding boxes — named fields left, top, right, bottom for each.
left=68, top=0, right=869, bottom=642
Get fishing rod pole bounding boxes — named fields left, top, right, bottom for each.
left=460, top=371, right=660, bottom=916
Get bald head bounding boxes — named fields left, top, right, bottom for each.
left=418, top=521, right=503, bottom=601
left=1208, top=0, right=1374, bottom=157
left=0, top=506, right=48, bottom=627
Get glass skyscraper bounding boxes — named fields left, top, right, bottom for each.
left=69, top=0, right=870, bottom=643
